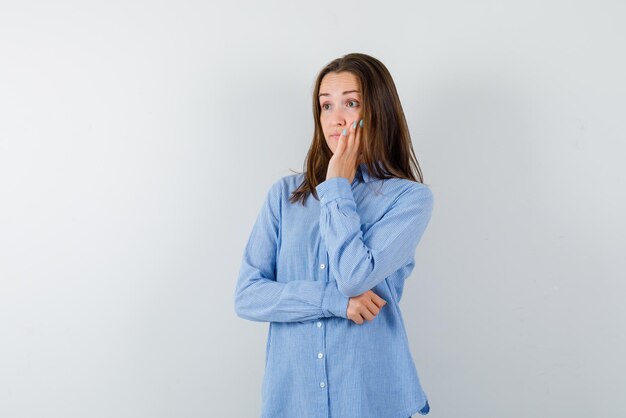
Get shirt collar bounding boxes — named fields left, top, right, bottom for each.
left=357, top=161, right=381, bottom=183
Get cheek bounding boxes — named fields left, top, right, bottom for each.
left=320, top=118, right=331, bottom=135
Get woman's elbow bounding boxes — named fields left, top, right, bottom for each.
left=234, top=291, right=252, bottom=320
left=234, top=302, right=260, bottom=322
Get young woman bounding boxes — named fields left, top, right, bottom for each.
left=235, top=53, right=434, bottom=418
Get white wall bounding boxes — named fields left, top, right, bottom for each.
left=1, top=1, right=624, bottom=417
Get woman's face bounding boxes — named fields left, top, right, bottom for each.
left=318, top=71, right=363, bottom=155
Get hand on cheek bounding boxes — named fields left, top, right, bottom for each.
left=326, top=119, right=363, bottom=183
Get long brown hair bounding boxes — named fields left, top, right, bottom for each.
left=289, top=52, right=426, bottom=205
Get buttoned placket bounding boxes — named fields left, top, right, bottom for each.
left=315, top=248, right=330, bottom=417
left=314, top=176, right=359, bottom=416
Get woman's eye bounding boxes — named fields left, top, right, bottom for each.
left=321, top=101, right=359, bottom=111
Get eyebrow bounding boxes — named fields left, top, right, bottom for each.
left=319, top=90, right=361, bottom=98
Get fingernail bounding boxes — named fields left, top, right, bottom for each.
left=352, top=121, right=356, bottom=129
left=342, top=128, right=347, bottom=136
left=359, top=119, right=363, bottom=127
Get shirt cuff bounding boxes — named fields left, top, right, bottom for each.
left=322, top=280, right=350, bottom=319
left=315, top=177, right=354, bottom=206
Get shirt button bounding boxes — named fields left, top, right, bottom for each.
left=320, top=381, right=326, bottom=388
left=316, top=321, right=322, bottom=328
left=320, top=263, right=325, bottom=269
left=318, top=352, right=324, bottom=359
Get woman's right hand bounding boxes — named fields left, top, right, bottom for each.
left=347, top=290, right=387, bottom=324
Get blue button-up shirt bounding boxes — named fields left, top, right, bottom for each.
left=234, top=161, right=434, bottom=418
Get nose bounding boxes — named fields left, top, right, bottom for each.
left=330, top=109, right=348, bottom=127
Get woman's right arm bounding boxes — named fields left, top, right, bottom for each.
left=234, top=179, right=350, bottom=323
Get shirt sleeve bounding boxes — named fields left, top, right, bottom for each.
left=315, top=176, right=434, bottom=298
left=234, top=179, right=350, bottom=323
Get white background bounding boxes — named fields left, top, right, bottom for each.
left=1, top=1, right=625, bottom=417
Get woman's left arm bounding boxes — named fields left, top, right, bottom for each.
left=315, top=177, right=434, bottom=298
